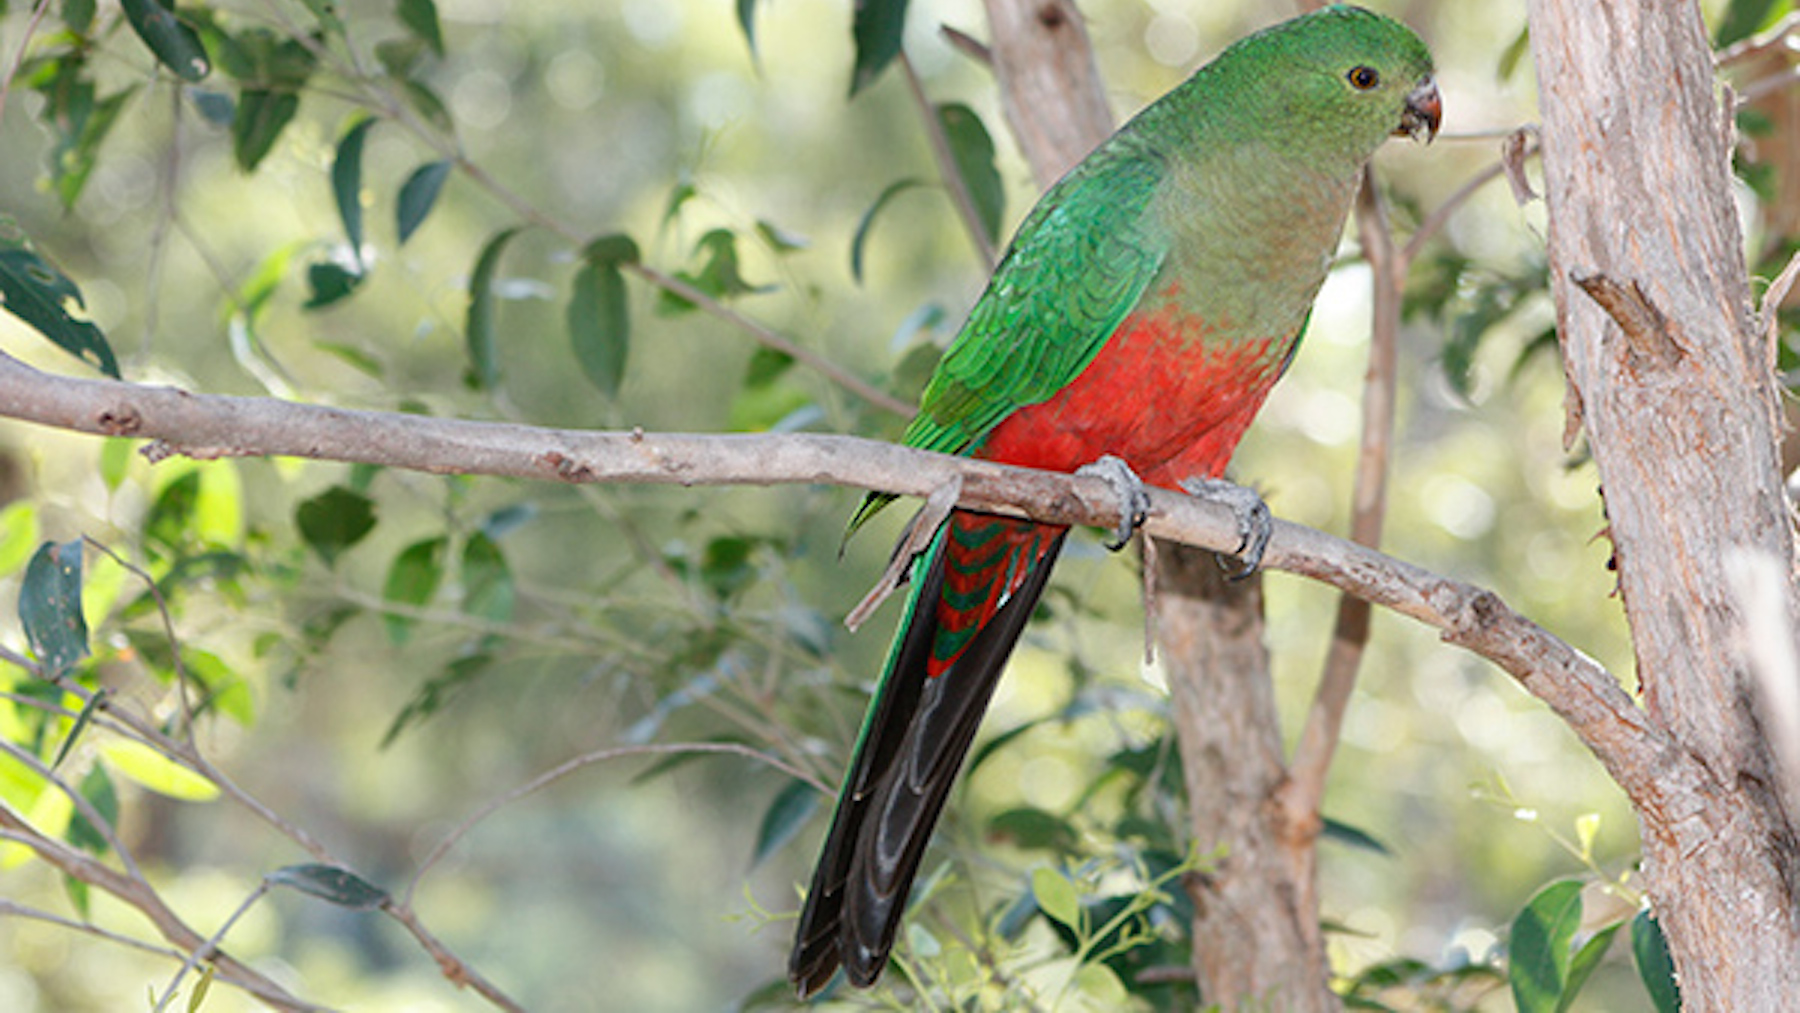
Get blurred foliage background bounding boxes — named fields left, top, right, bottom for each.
left=0, top=0, right=1787, bottom=1009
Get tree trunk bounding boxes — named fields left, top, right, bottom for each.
left=1527, top=0, right=1800, bottom=1005
left=1155, top=541, right=1335, bottom=1011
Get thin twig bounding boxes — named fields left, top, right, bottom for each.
left=0, top=898, right=187, bottom=961
left=1281, top=175, right=1403, bottom=839
left=900, top=52, right=999, bottom=267
left=153, top=881, right=271, bottom=1013
left=405, top=740, right=832, bottom=905
left=0, top=0, right=53, bottom=125
left=0, top=804, right=323, bottom=1010
left=0, top=347, right=1678, bottom=809
left=1403, top=135, right=1541, bottom=263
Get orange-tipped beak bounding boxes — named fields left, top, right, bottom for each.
left=1398, top=78, right=1442, bottom=142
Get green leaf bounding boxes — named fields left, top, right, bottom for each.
left=751, top=778, right=818, bottom=868
left=332, top=118, right=374, bottom=263
left=1509, top=879, right=1583, bottom=1013
left=461, top=532, right=513, bottom=623
left=375, top=37, right=426, bottom=78
left=850, top=0, right=909, bottom=96
left=567, top=255, right=630, bottom=398
left=402, top=79, right=454, bottom=135
left=736, top=0, right=760, bottom=56
left=1716, top=0, right=1787, bottom=45
left=295, top=486, right=376, bottom=566
left=0, top=501, right=41, bottom=576
left=0, top=225, right=120, bottom=377
left=743, top=346, right=793, bottom=389
left=303, top=261, right=364, bottom=309
left=63, top=0, right=96, bottom=32
left=396, top=160, right=452, bottom=244
left=143, top=470, right=199, bottom=552
left=1031, top=866, right=1080, bottom=933
left=936, top=103, right=1004, bottom=246
left=28, top=56, right=137, bottom=209
left=756, top=219, right=809, bottom=253
left=21, top=540, right=88, bottom=679
left=849, top=179, right=923, bottom=283
left=397, top=0, right=444, bottom=57
left=1497, top=26, right=1531, bottom=81
left=382, top=537, right=446, bottom=645
left=314, top=341, right=383, bottom=378
left=1559, top=921, right=1620, bottom=1013
left=380, top=651, right=488, bottom=746
left=1321, top=816, right=1392, bottom=856
left=189, top=89, right=233, bottom=126
left=268, top=863, right=390, bottom=910
left=50, top=687, right=105, bottom=771
left=988, top=807, right=1078, bottom=854
left=222, top=30, right=316, bottom=170
left=465, top=226, right=524, bottom=389
left=1631, top=910, right=1681, bottom=1013
left=232, top=89, right=300, bottom=171
left=101, top=739, right=219, bottom=800
left=187, top=965, right=214, bottom=1013
left=660, top=229, right=766, bottom=313
left=64, top=763, right=117, bottom=856
left=698, top=536, right=756, bottom=598
left=120, top=0, right=210, bottom=82
left=98, top=439, right=132, bottom=493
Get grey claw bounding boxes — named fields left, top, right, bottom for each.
left=1076, top=454, right=1151, bottom=551
left=1179, top=477, right=1271, bottom=578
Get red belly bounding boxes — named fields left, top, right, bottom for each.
left=975, top=298, right=1292, bottom=488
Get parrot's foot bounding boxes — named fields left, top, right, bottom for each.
left=1077, top=455, right=1151, bottom=551
left=1179, top=477, right=1272, bottom=578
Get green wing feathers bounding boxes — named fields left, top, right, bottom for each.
left=846, top=148, right=1170, bottom=539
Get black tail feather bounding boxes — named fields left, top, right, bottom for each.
left=789, top=517, right=1067, bottom=997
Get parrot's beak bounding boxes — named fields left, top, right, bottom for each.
left=1397, top=78, right=1442, bottom=142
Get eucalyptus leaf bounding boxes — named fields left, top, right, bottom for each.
left=1509, top=879, right=1583, bottom=1013
left=751, top=778, right=819, bottom=868
left=850, top=0, right=910, bottom=96
left=20, top=540, right=88, bottom=679
left=120, top=0, right=210, bottom=82
left=332, top=118, right=374, bottom=263
left=465, top=226, right=524, bottom=388
left=269, top=863, right=390, bottom=910
left=0, top=227, right=120, bottom=377
left=397, top=160, right=452, bottom=244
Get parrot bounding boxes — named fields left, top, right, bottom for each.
left=790, top=5, right=1438, bottom=997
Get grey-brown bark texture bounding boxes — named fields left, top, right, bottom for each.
left=1528, top=0, right=1800, bottom=1006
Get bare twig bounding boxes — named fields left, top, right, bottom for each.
left=0, top=349, right=1676, bottom=808
left=0, top=898, right=186, bottom=961
left=406, top=740, right=833, bottom=905
left=1403, top=132, right=1542, bottom=263
left=1280, top=176, right=1403, bottom=838
left=0, top=805, right=324, bottom=1011
left=0, top=0, right=53, bottom=125
left=153, top=881, right=271, bottom=1013
left=899, top=53, right=999, bottom=267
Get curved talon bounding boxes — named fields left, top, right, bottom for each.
left=1179, top=477, right=1272, bottom=578
left=1076, top=454, right=1151, bottom=551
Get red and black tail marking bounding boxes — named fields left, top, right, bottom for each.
left=789, top=512, right=1067, bottom=997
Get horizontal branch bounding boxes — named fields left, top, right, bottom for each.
left=0, top=350, right=1674, bottom=809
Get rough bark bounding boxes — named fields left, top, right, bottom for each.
left=1157, top=542, right=1333, bottom=1012
left=1527, top=0, right=1800, bottom=1005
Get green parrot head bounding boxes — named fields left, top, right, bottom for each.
left=1213, top=4, right=1440, bottom=164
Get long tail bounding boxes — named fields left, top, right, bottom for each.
left=790, top=510, right=1068, bottom=997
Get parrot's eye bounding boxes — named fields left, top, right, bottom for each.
left=1347, top=66, right=1380, bottom=90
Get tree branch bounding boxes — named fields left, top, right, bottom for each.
left=0, top=350, right=1672, bottom=811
